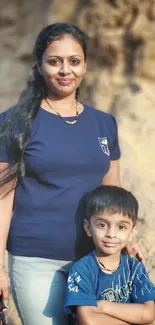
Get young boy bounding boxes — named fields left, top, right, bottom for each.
left=64, top=185, right=155, bottom=325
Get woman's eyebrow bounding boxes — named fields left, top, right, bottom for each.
left=47, top=54, right=82, bottom=58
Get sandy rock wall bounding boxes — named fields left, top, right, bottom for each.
left=0, top=0, right=51, bottom=109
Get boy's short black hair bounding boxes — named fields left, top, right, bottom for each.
left=85, top=185, right=138, bottom=226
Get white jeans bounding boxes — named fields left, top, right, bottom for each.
left=8, top=253, right=72, bottom=325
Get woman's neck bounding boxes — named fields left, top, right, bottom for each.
left=41, top=93, right=80, bottom=116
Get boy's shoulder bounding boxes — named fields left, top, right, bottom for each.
left=71, top=251, right=98, bottom=275
left=121, top=254, right=142, bottom=264
left=121, top=254, right=145, bottom=274
left=71, top=253, right=144, bottom=273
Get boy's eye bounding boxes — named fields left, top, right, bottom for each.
left=97, top=223, right=107, bottom=228
left=119, top=225, right=126, bottom=230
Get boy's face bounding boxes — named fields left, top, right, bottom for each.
left=84, top=211, right=134, bottom=257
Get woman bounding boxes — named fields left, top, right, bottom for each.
left=0, top=23, right=144, bottom=325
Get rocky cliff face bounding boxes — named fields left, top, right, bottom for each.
left=0, top=1, right=155, bottom=324
left=75, top=0, right=155, bottom=285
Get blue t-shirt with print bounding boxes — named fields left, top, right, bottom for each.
left=0, top=104, right=120, bottom=260
left=64, top=251, right=155, bottom=314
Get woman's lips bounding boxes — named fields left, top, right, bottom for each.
left=57, top=78, right=74, bottom=85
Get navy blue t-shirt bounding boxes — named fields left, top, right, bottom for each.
left=0, top=105, right=120, bottom=260
left=65, top=252, right=155, bottom=312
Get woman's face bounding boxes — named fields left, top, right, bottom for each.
left=39, top=34, right=86, bottom=98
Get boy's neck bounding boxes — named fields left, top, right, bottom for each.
left=94, top=250, right=121, bottom=274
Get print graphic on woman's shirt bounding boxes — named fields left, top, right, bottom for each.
left=98, top=137, right=110, bottom=156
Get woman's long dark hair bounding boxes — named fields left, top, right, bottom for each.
left=0, top=23, right=88, bottom=195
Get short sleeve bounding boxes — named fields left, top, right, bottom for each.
left=0, top=108, right=13, bottom=163
left=108, top=116, right=121, bottom=160
left=132, top=262, right=155, bottom=303
left=64, top=265, right=97, bottom=314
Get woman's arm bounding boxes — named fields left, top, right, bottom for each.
left=102, top=160, right=121, bottom=186
left=97, top=300, right=155, bottom=324
left=76, top=305, right=131, bottom=325
left=0, top=162, right=16, bottom=305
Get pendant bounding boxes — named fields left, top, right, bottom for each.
left=65, top=119, right=77, bottom=125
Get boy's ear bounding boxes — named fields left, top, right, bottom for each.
left=84, top=219, right=92, bottom=237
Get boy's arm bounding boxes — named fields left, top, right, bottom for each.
left=97, top=300, right=155, bottom=324
left=76, top=305, right=131, bottom=325
left=65, top=263, right=130, bottom=325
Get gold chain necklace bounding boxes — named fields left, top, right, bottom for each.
left=44, top=98, right=79, bottom=125
left=95, top=255, right=120, bottom=273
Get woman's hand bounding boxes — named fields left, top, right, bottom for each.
left=122, top=241, right=146, bottom=266
left=0, top=269, right=9, bottom=307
